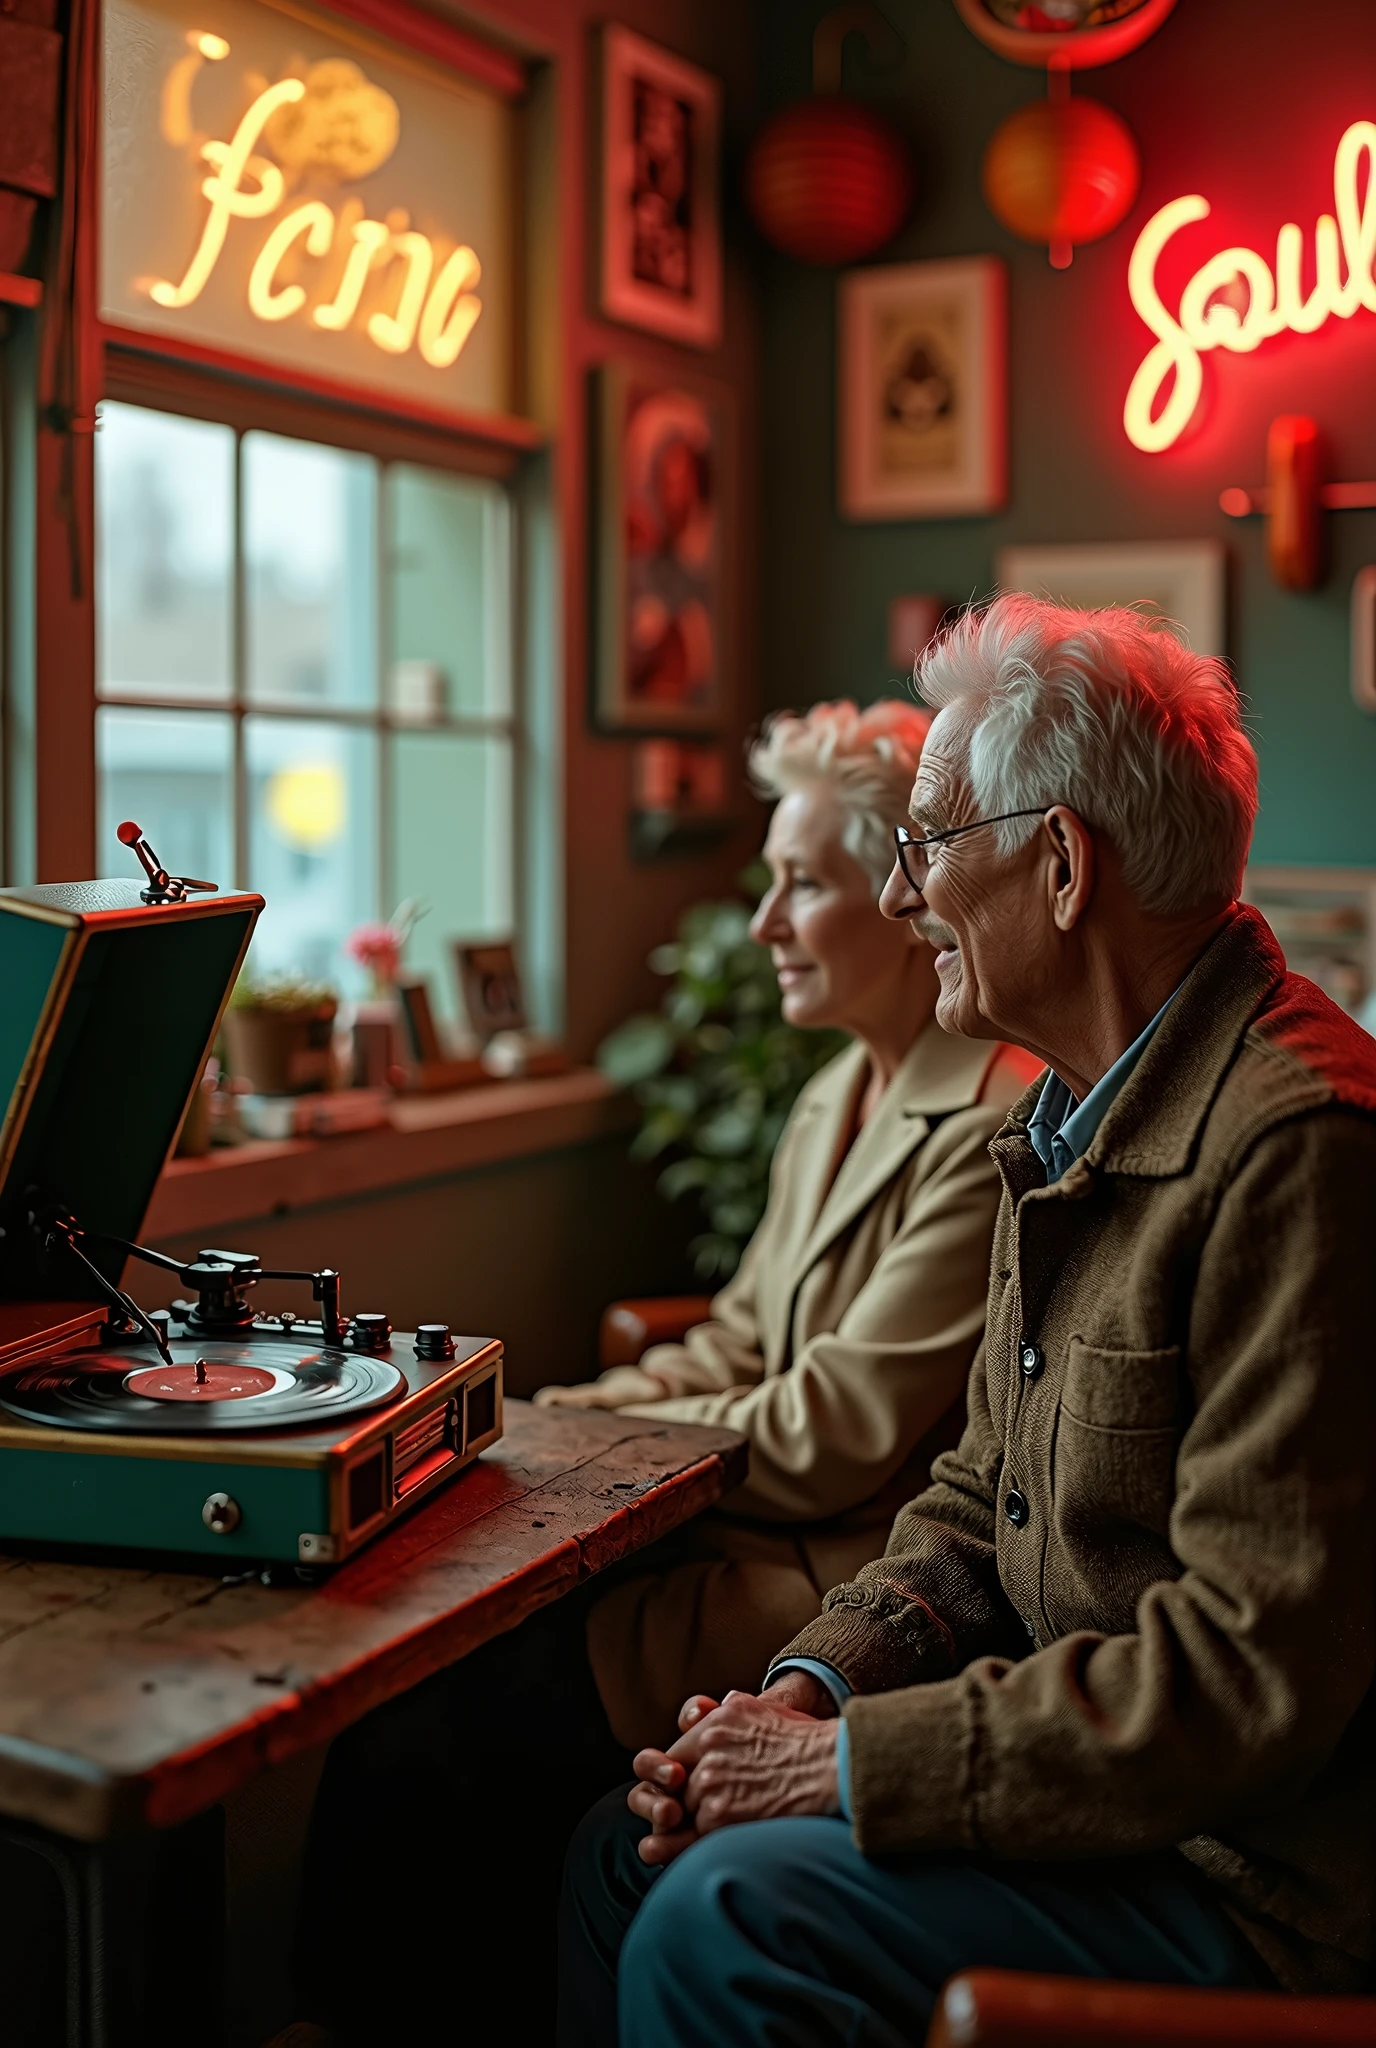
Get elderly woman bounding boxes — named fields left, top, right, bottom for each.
left=298, top=700, right=1034, bottom=2046
left=538, top=698, right=1038, bottom=1749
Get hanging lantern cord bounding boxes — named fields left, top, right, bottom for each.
left=812, top=2, right=904, bottom=96
left=1048, top=60, right=1073, bottom=268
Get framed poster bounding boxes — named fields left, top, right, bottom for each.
left=593, top=363, right=726, bottom=734
left=839, top=257, right=1006, bottom=521
left=996, top=540, right=1226, bottom=655
left=599, top=25, right=722, bottom=351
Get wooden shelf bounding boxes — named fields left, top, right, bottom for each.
left=0, top=273, right=41, bottom=310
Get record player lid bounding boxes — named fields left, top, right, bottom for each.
left=0, top=876, right=262, bottom=1297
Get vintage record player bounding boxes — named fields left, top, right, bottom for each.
left=0, top=828, right=502, bottom=1570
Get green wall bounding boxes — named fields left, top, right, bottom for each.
left=758, top=0, right=1376, bottom=867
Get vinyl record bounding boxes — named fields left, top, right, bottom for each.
left=0, top=1339, right=406, bottom=1434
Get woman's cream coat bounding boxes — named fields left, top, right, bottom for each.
left=584, top=1022, right=1040, bottom=1748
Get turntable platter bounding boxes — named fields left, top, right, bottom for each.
left=0, top=1339, right=406, bottom=1434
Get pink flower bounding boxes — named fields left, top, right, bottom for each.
left=346, top=923, right=402, bottom=982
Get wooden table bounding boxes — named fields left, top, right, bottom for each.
left=0, top=1401, right=746, bottom=2045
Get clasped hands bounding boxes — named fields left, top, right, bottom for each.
left=627, top=1669, right=843, bottom=1867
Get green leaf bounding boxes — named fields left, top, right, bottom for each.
left=597, top=1014, right=676, bottom=1084
left=689, top=1232, right=743, bottom=1281
left=630, top=1106, right=687, bottom=1159
left=658, top=1156, right=711, bottom=1200
left=696, top=1104, right=760, bottom=1158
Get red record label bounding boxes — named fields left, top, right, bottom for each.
left=125, top=1362, right=279, bottom=1402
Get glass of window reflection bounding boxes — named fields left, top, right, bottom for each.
left=244, top=431, right=378, bottom=709
left=245, top=718, right=378, bottom=988
left=95, top=401, right=234, bottom=703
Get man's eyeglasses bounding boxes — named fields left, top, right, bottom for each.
left=893, top=809, right=1056, bottom=890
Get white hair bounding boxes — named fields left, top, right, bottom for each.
left=917, top=595, right=1258, bottom=917
left=749, top=698, right=931, bottom=896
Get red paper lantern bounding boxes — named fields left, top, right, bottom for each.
left=983, top=94, right=1140, bottom=267
left=746, top=97, right=914, bottom=266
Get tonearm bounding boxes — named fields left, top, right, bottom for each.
left=32, top=1201, right=350, bottom=1355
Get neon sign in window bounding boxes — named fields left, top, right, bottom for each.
left=147, top=40, right=483, bottom=372
left=1124, top=122, right=1376, bottom=453
left=101, top=0, right=513, bottom=419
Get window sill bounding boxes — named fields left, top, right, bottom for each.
left=143, top=1069, right=630, bottom=1241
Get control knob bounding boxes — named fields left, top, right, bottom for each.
left=414, top=1323, right=456, bottom=1361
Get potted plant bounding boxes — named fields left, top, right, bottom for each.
left=598, top=875, right=847, bottom=1280
left=221, top=974, right=339, bottom=1096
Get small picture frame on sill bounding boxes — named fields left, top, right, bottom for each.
left=396, top=975, right=445, bottom=1066
left=599, top=25, right=723, bottom=352
left=453, top=939, right=527, bottom=1042
left=839, top=256, right=1006, bottom=522
left=592, top=363, right=727, bottom=735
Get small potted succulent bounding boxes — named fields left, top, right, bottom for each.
left=221, top=973, right=339, bottom=1096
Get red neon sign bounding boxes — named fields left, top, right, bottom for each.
left=1124, top=121, right=1376, bottom=453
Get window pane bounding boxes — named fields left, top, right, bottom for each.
left=95, top=402, right=233, bottom=702
left=97, top=708, right=233, bottom=887
left=384, top=466, right=511, bottom=718
left=388, top=732, right=512, bottom=1022
left=244, top=434, right=378, bottom=708
left=245, top=717, right=378, bottom=991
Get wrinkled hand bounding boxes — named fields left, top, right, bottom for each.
left=628, top=1680, right=841, bottom=1867
left=532, top=1365, right=666, bottom=1411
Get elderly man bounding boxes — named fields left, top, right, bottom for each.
left=558, top=596, right=1376, bottom=2047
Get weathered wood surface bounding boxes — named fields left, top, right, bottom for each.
left=0, top=1402, right=746, bottom=1842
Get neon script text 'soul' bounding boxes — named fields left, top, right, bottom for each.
left=148, top=50, right=483, bottom=371
left=1124, top=121, right=1376, bottom=453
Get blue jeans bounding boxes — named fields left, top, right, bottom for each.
left=558, top=1790, right=1272, bottom=2048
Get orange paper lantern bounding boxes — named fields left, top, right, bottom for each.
left=746, top=96, right=914, bottom=266
left=983, top=94, right=1140, bottom=267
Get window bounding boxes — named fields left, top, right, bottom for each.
left=95, top=400, right=516, bottom=1014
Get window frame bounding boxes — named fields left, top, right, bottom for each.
left=96, top=348, right=526, bottom=968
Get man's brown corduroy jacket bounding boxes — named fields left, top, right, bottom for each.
left=774, top=906, right=1376, bottom=1993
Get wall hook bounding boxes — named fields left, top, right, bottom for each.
left=1219, top=415, right=1376, bottom=590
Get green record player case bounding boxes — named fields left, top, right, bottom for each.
left=0, top=879, right=261, bottom=1293
left=0, top=875, right=506, bottom=1568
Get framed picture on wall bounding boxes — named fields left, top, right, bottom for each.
left=599, top=25, right=723, bottom=351
left=1244, top=866, right=1376, bottom=1023
left=839, top=256, right=1006, bottom=521
left=996, top=540, right=1227, bottom=655
left=592, top=363, right=727, bottom=734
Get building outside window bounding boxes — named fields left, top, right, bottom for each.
left=95, top=398, right=517, bottom=1012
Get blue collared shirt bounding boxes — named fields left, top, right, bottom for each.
left=1026, top=992, right=1177, bottom=1183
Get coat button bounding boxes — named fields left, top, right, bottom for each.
left=1004, top=1488, right=1030, bottom=1527
left=1018, top=1339, right=1045, bottom=1380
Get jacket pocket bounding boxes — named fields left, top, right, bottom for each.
left=1048, top=1340, right=1184, bottom=1619
left=1060, top=1336, right=1184, bottom=1431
